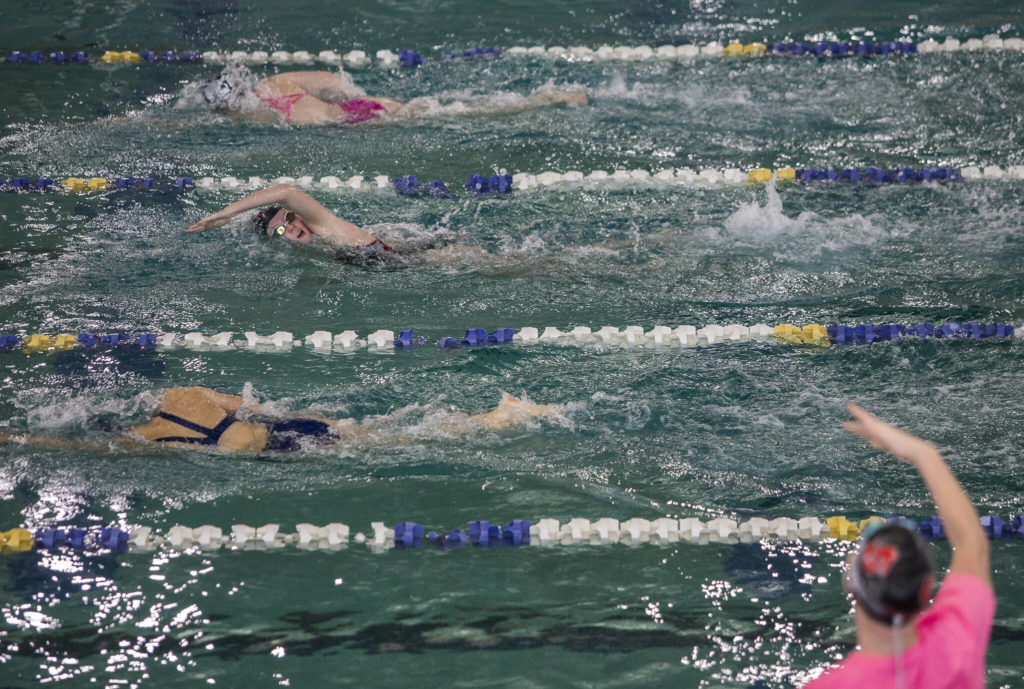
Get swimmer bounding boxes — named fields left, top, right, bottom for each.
left=803, top=404, right=993, bottom=689
left=199, top=68, right=587, bottom=126
left=186, top=183, right=478, bottom=264
left=0, top=386, right=564, bottom=454
left=188, top=182, right=381, bottom=248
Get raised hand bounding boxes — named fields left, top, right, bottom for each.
left=843, top=403, right=938, bottom=465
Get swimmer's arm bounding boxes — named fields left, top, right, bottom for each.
left=0, top=430, right=144, bottom=453
left=193, top=387, right=245, bottom=414
left=276, top=71, right=366, bottom=100
left=256, top=72, right=320, bottom=94
left=0, top=430, right=86, bottom=451
left=186, top=185, right=307, bottom=232
left=525, top=91, right=588, bottom=108
left=186, top=185, right=365, bottom=242
left=180, top=386, right=283, bottom=418
left=843, top=404, right=990, bottom=586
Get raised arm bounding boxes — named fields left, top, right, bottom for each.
left=843, top=403, right=990, bottom=586
left=162, top=386, right=289, bottom=420
left=186, top=184, right=340, bottom=232
left=186, top=184, right=374, bottom=247
left=262, top=71, right=356, bottom=99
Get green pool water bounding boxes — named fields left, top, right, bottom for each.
left=1, top=1, right=1023, bottom=687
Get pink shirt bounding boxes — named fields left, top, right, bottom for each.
left=804, top=573, right=995, bottom=689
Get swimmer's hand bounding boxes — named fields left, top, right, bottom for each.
left=187, top=209, right=236, bottom=233
left=843, top=403, right=940, bottom=467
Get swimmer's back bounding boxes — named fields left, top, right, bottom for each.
left=131, top=387, right=267, bottom=451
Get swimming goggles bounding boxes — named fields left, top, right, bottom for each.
left=268, top=210, right=295, bottom=238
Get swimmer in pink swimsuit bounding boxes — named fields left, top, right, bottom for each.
left=200, top=68, right=585, bottom=126
left=260, top=91, right=388, bottom=125
left=250, top=71, right=400, bottom=126
left=199, top=67, right=586, bottom=126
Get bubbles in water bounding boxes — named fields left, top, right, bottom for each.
left=716, top=180, right=887, bottom=259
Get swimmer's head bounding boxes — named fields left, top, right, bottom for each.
left=250, top=206, right=313, bottom=242
left=200, top=69, right=247, bottom=107
left=846, top=522, right=933, bottom=625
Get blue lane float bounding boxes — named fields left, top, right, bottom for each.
left=392, top=175, right=452, bottom=199
left=488, top=328, right=515, bottom=344
left=465, top=173, right=513, bottom=194
left=828, top=322, right=1013, bottom=345
left=393, top=329, right=427, bottom=349
left=460, top=328, right=488, bottom=346
left=442, top=46, right=501, bottom=61
left=769, top=41, right=917, bottom=57
left=393, top=521, right=424, bottom=547
left=398, top=50, right=425, bottom=68
left=795, top=167, right=961, bottom=185
left=73, top=333, right=157, bottom=349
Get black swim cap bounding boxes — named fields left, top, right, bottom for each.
left=848, top=524, right=934, bottom=625
left=250, top=206, right=284, bottom=237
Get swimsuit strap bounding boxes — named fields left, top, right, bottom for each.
left=154, top=411, right=237, bottom=445
left=260, top=92, right=306, bottom=121
left=335, top=98, right=386, bottom=124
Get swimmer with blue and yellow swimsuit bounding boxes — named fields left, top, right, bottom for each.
left=0, top=386, right=563, bottom=454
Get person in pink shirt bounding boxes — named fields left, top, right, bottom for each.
left=804, top=404, right=995, bottom=689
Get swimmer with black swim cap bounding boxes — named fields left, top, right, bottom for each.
left=802, top=405, right=994, bottom=689
left=187, top=183, right=389, bottom=251
left=187, top=183, right=484, bottom=265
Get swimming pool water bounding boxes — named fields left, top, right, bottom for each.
left=1, top=1, right=1023, bottom=687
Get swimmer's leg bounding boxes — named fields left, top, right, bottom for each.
left=0, top=431, right=132, bottom=452
left=469, top=396, right=565, bottom=431
left=526, top=91, right=588, bottom=107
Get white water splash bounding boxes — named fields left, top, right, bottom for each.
left=716, top=179, right=888, bottom=257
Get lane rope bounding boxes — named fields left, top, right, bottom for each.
left=2, top=323, right=1018, bottom=355
left=4, top=36, right=1023, bottom=69
left=3, top=165, right=1023, bottom=197
left=2, top=514, right=1020, bottom=555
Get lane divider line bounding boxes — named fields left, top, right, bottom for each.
left=5, top=36, right=1023, bottom=69
left=3, top=514, right=1020, bottom=555
left=2, top=323, right=1018, bottom=355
